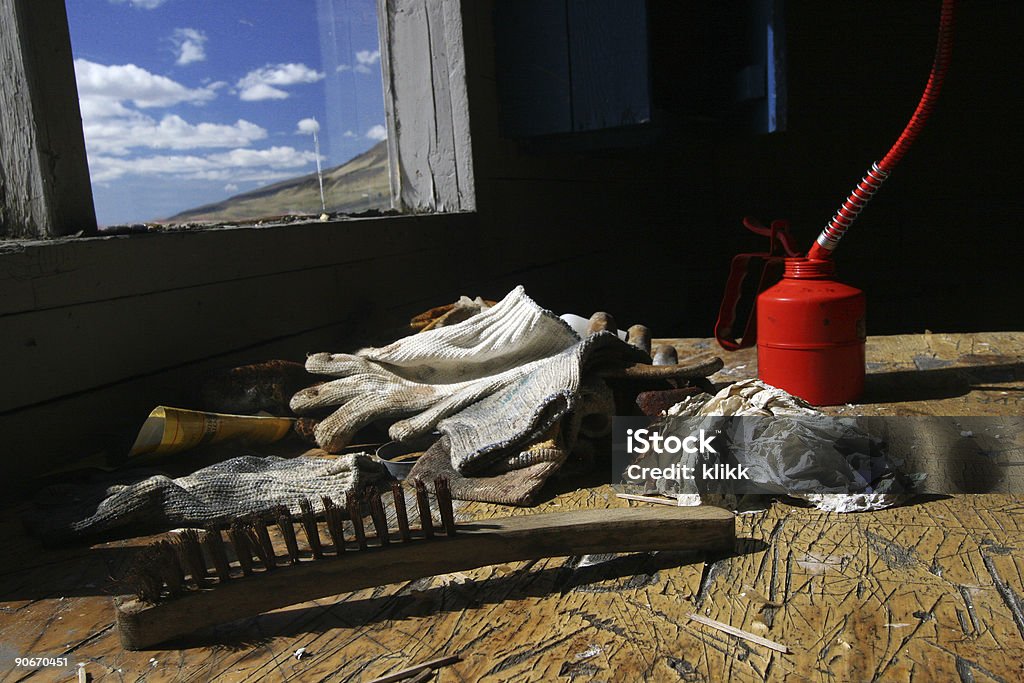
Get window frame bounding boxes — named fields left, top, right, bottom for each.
left=0, top=0, right=475, bottom=240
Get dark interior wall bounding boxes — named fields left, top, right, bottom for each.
left=460, top=0, right=720, bottom=335
left=465, top=0, right=1024, bottom=335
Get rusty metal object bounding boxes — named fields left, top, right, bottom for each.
left=636, top=387, right=701, bottom=416
left=597, top=356, right=722, bottom=381
left=200, top=360, right=313, bottom=416
left=409, top=298, right=498, bottom=332
left=627, top=324, right=652, bottom=355
left=653, top=345, right=679, bottom=366
left=587, top=312, right=617, bottom=337
left=293, top=417, right=320, bottom=444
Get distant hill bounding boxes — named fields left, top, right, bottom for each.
left=167, top=140, right=391, bottom=222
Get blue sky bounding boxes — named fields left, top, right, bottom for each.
left=66, top=0, right=386, bottom=225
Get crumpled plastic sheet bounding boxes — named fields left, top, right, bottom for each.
left=647, top=379, right=907, bottom=512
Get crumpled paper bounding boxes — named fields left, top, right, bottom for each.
left=644, top=379, right=907, bottom=512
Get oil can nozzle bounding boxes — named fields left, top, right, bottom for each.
left=807, top=0, right=955, bottom=261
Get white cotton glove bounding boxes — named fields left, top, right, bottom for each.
left=290, top=286, right=581, bottom=452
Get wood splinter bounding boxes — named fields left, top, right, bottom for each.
left=688, top=613, right=791, bottom=654
left=367, top=654, right=463, bottom=683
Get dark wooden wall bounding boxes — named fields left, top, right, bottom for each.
left=468, top=0, right=1024, bottom=336
left=1, top=0, right=1021, bottom=483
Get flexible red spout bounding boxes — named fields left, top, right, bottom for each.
left=807, top=0, right=956, bottom=260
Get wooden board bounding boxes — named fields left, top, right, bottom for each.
left=0, top=332, right=1021, bottom=681
left=378, top=0, right=475, bottom=212
left=0, top=0, right=96, bottom=238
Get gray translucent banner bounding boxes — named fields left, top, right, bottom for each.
left=612, top=415, right=1024, bottom=496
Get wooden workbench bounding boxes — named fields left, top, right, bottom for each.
left=1, top=332, right=1022, bottom=682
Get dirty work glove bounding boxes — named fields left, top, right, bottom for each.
left=26, top=454, right=386, bottom=540
left=290, top=286, right=582, bottom=452
left=441, top=365, right=622, bottom=474
left=408, top=376, right=618, bottom=505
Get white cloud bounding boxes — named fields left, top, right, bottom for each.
left=89, top=146, right=317, bottom=183
left=74, top=57, right=320, bottom=198
left=225, top=183, right=239, bottom=193
left=239, top=83, right=289, bottom=101
left=75, top=58, right=219, bottom=108
left=74, top=58, right=266, bottom=159
left=343, top=130, right=357, bottom=138
left=237, top=63, right=325, bottom=101
left=171, top=28, right=207, bottom=66
left=296, top=118, right=320, bottom=134
left=110, top=0, right=170, bottom=8
left=84, top=113, right=267, bottom=156
left=366, top=124, right=388, bottom=141
left=354, top=49, right=381, bottom=74
left=336, top=50, right=381, bottom=75
left=356, top=50, right=380, bottom=65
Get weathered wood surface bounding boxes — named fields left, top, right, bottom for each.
left=0, top=0, right=96, bottom=238
left=0, top=332, right=1021, bottom=681
left=378, top=0, right=475, bottom=212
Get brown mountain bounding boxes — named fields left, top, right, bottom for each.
left=167, top=140, right=391, bottom=223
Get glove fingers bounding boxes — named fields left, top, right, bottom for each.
left=292, top=369, right=422, bottom=413
left=358, top=286, right=579, bottom=381
left=314, top=400, right=394, bottom=452
left=312, top=383, right=456, bottom=452
left=389, top=373, right=517, bottom=441
left=290, top=376, right=371, bottom=413
left=305, top=352, right=379, bottom=377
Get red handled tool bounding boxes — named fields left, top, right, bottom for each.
left=715, top=0, right=956, bottom=404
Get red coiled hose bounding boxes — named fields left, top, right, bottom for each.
left=808, top=0, right=956, bottom=260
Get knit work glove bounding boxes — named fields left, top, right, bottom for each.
left=290, top=286, right=582, bottom=453
left=27, top=454, right=385, bottom=539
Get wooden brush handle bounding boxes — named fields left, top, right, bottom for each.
left=115, top=506, right=734, bottom=650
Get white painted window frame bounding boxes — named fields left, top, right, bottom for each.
left=378, top=0, right=476, bottom=213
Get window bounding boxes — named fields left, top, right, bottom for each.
left=65, top=0, right=392, bottom=228
left=1, top=0, right=473, bottom=239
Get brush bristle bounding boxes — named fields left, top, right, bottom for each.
left=322, top=496, right=346, bottom=552
left=367, top=491, right=390, bottom=546
left=229, top=521, right=254, bottom=576
left=127, top=545, right=166, bottom=603
left=245, top=516, right=276, bottom=570
left=125, top=485, right=459, bottom=604
left=434, top=478, right=457, bottom=536
left=203, top=527, right=232, bottom=582
left=254, top=515, right=277, bottom=570
left=414, top=479, right=435, bottom=539
left=157, top=540, right=186, bottom=594
left=177, top=529, right=209, bottom=587
left=299, top=498, right=324, bottom=559
left=276, top=506, right=300, bottom=564
left=347, top=496, right=368, bottom=550
left=392, top=482, right=411, bottom=542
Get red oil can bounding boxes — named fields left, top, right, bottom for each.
left=756, top=258, right=865, bottom=405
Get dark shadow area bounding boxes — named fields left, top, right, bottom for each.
left=154, top=537, right=769, bottom=651
left=862, top=360, right=1024, bottom=405
left=0, top=533, right=145, bottom=601
left=862, top=415, right=1022, bottom=495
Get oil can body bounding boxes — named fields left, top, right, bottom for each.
left=756, top=259, right=865, bottom=405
